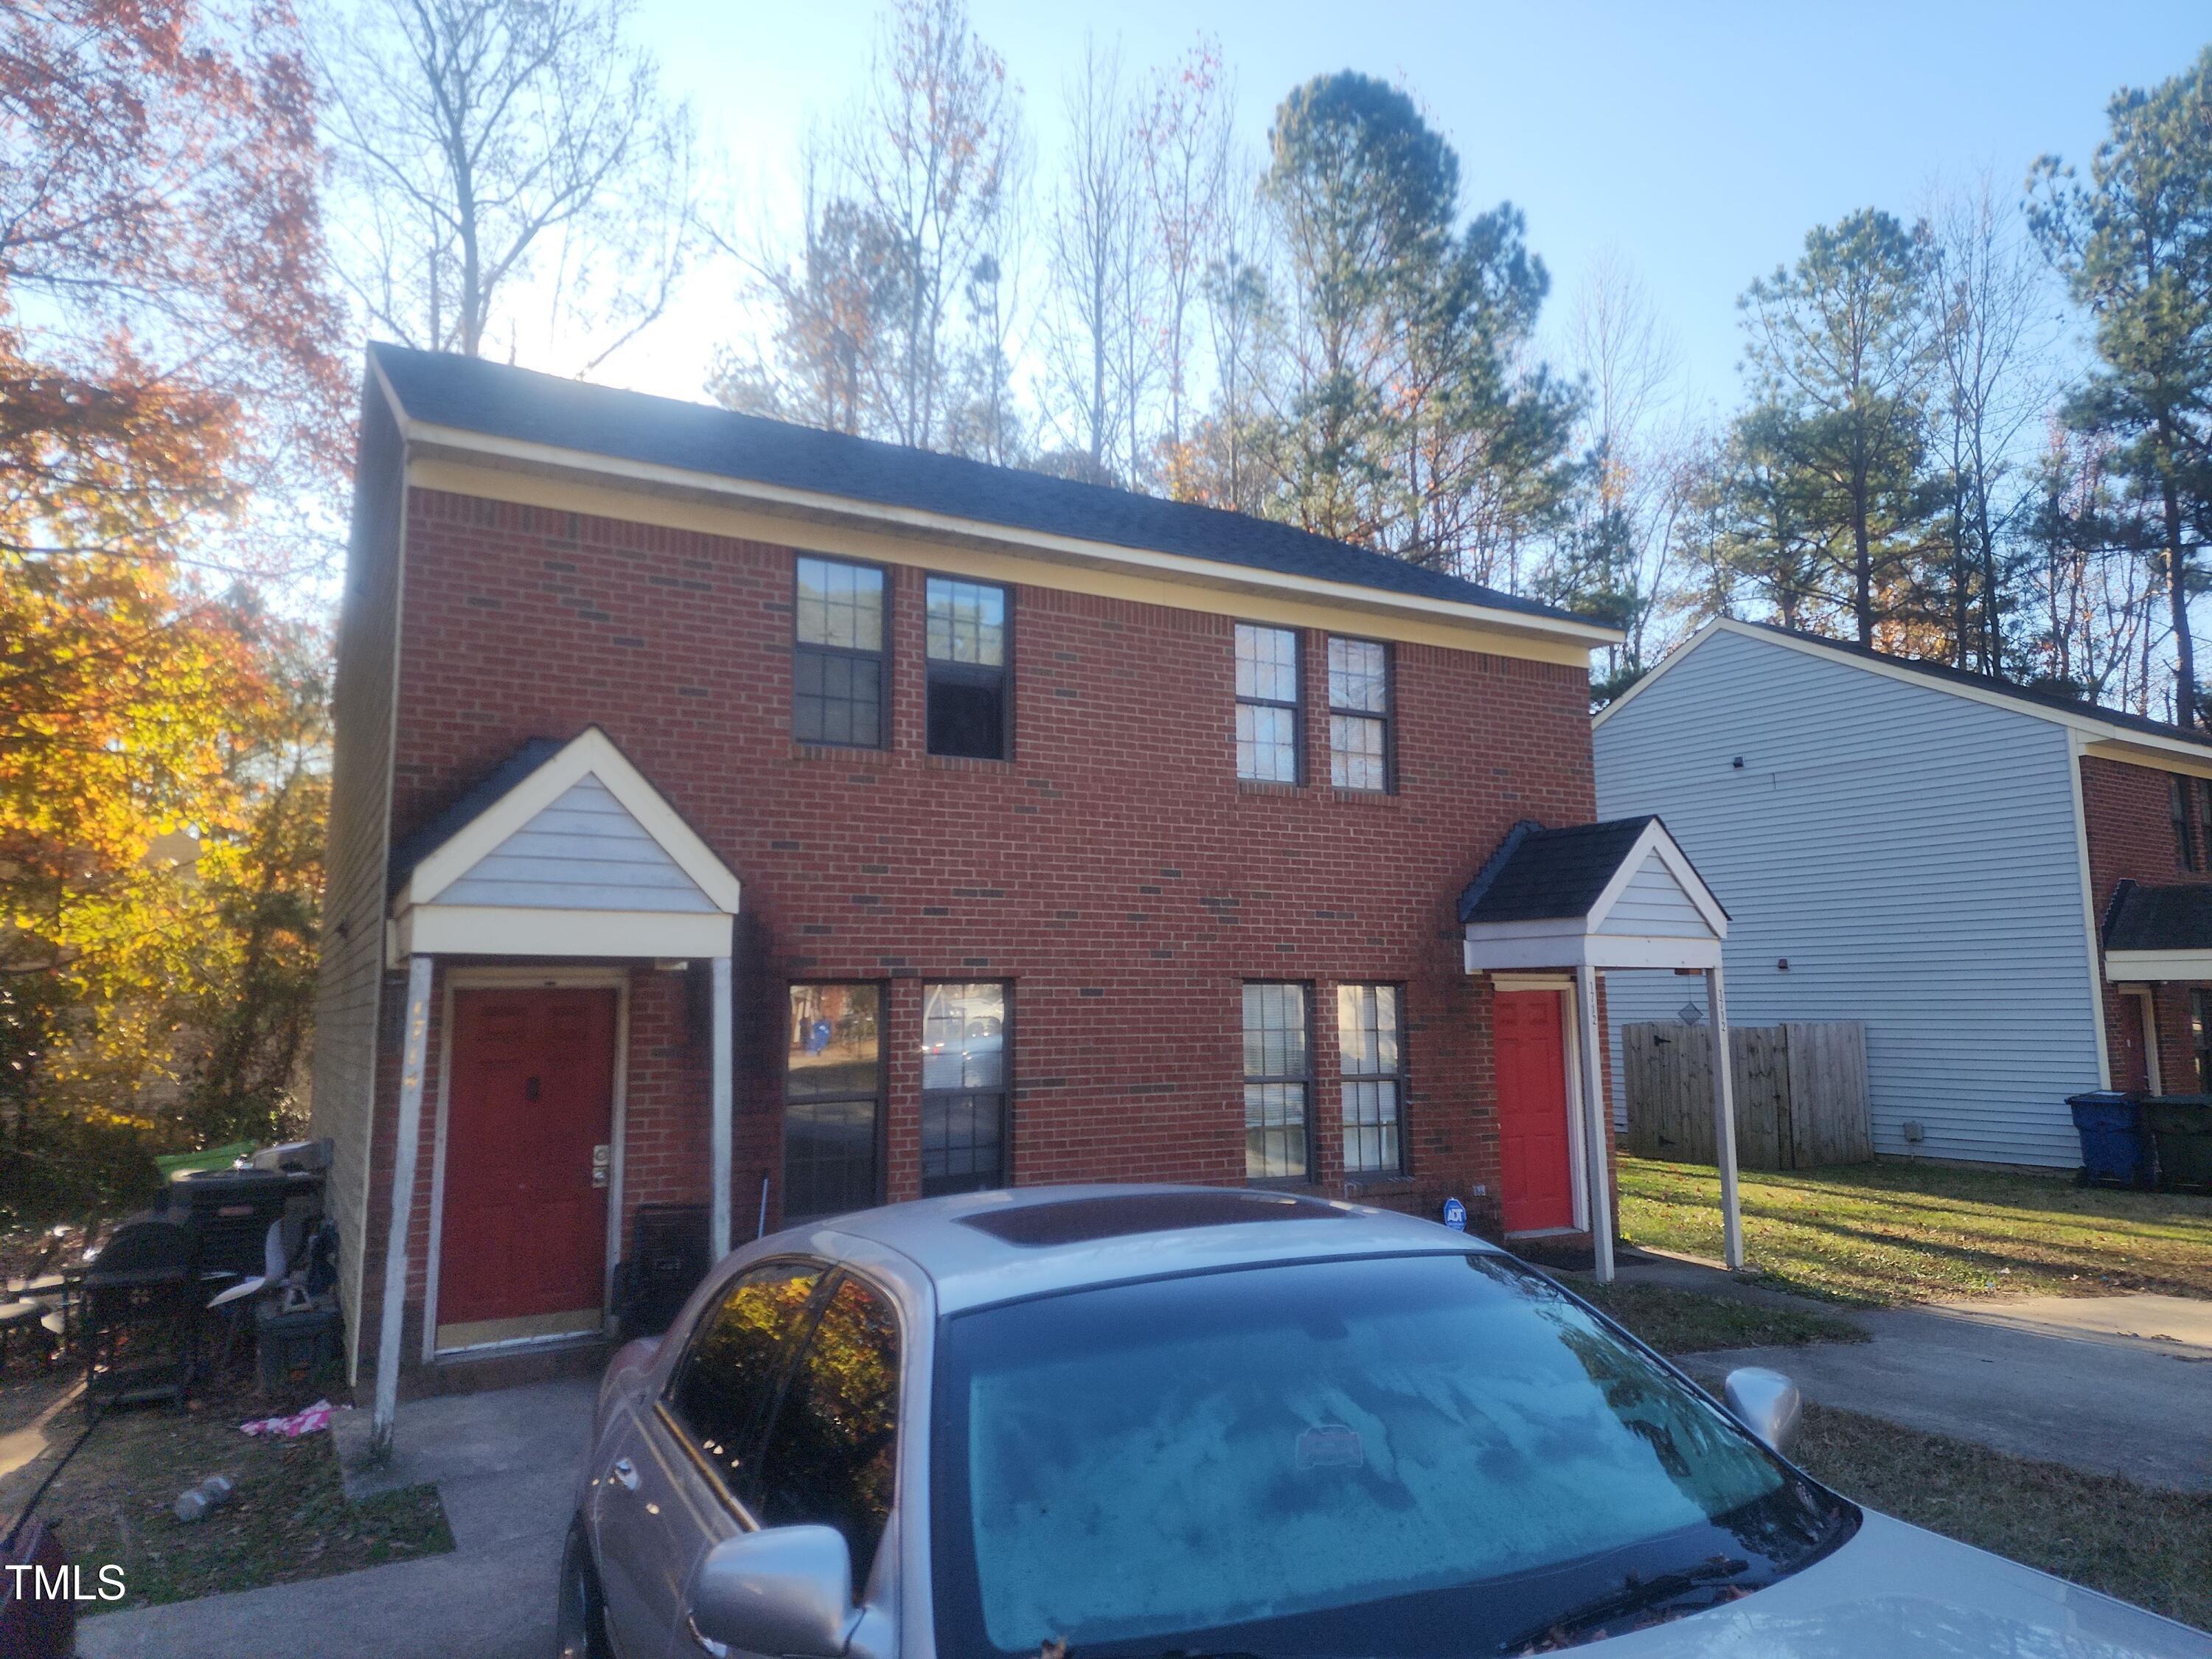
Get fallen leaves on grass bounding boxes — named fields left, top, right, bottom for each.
left=1792, top=1402, right=2212, bottom=1632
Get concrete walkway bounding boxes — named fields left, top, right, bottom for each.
left=77, top=1378, right=597, bottom=1659
left=1597, top=1251, right=2212, bottom=1493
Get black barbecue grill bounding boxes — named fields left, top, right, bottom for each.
left=78, top=1210, right=200, bottom=1410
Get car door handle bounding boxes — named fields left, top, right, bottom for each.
left=608, top=1457, right=639, bottom=1492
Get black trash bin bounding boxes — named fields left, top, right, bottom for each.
left=2065, top=1091, right=2153, bottom=1189
left=2146, top=1094, right=2212, bottom=1192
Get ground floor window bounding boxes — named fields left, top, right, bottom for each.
left=1243, top=983, right=1312, bottom=1181
left=2194, top=990, right=2212, bottom=1093
left=1337, top=984, right=1405, bottom=1175
left=922, top=981, right=1009, bottom=1197
left=785, top=983, right=885, bottom=1220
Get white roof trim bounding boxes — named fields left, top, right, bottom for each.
left=1583, top=819, right=1730, bottom=940
left=1593, top=617, right=2212, bottom=768
left=394, top=414, right=1620, bottom=652
left=398, top=727, right=742, bottom=915
left=2104, top=947, right=2212, bottom=983
left=390, top=905, right=732, bottom=966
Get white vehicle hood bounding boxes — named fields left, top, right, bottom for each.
left=1585, top=1511, right=2209, bottom=1658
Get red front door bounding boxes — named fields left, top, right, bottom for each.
left=1495, top=990, right=1576, bottom=1233
left=438, top=987, right=616, bottom=1344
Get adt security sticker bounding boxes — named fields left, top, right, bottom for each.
left=1441, top=1197, right=1467, bottom=1231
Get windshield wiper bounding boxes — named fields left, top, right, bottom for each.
left=1496, top=1554, right=1756, bottom=1654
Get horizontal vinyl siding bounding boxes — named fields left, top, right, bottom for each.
left=437, top=777, right=717, bottom=912
left=1596, top=627, right=2100, bottom=1168
left=1599, top=851, right=1711, bottom=939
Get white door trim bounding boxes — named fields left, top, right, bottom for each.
left=422, top=965, right=632, bottom=1363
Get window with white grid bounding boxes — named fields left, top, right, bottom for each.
left=1327, top=636, right=1390, bottom=791
left=1235, top=625, right=1300, bottom=782
left=1242, top=983, right=1310, bottom=1180
left=1337, top=984, right=1404, bottom=1175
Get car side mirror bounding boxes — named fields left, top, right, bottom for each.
left=686, top=1524, right=859, bottom=1658
left=1724, top=1366, right=1802, bottom=1454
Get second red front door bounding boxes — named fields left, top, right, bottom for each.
left=1494, top=989, right=1576, bottom=1233
left=438, top=987, right=616, bottom=1349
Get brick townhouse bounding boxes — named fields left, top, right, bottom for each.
left=2090, top=756, right=2212, bottom=1097
left=314, top=344, right=1733, bottom=1413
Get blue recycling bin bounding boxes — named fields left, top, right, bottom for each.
left=2066, top=1091, right=2153, bottom=1189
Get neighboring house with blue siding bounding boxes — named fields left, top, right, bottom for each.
left=1593, top=619, right=2212, bottom=1169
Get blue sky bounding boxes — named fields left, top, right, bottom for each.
left=616, top=1, right=2210, bottom=415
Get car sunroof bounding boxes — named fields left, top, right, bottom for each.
left=956, top=1189, right=1347, bottom=1247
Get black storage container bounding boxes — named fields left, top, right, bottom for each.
left=615, top=1203, right=711, bottom=1341
left=256, top=1299, right=343, bottom=1394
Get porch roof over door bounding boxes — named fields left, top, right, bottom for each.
left=1459, top=816, right=1728, bottom=974
left=385, top=726, right=740, bottom=964
left=2103, top=880, right=2212, bottom=981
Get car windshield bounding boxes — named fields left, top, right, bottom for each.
left=931, top=1251, right=1853, bottom=1658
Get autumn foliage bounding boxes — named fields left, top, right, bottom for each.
left=1, top=0, right=348, bottom=1221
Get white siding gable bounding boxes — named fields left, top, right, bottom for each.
left=1598, top=849, right=1713, bottom=939
left=434, top=776, right=719, bottom=913
left=1596, top=625, right=2101, bottom=1168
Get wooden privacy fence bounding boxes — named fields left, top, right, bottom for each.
left=1622, top=1021, right=1872, bottom=1170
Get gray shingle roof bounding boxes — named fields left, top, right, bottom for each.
left=1459, top=816, right=1663, bottom=925
left=369, top=342, right=1590, bottom=626
left=2103, top=880, right=2212, bottom=953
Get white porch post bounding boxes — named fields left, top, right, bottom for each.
left=710, top=954, right=733, bottom=1260
left=1706, top=965, right=1746, bottom=1270
left=1574, top=963, right=1615, bottom=1284
left=371, top=953, right=434, bottom=1458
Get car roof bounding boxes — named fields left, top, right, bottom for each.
left=809, top=1183, right=1495, bottom=1315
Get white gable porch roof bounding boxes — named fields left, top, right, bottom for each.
left=386, top=726, right=740, bottom=964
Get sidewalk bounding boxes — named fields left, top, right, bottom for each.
left=1592, top=1250, right=2212, bottom=1492
left=76, top=1378, right=597, bottom=1659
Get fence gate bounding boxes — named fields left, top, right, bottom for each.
left=1622, top=1020, right=1871, bottom=1170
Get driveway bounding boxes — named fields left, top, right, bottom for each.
left=76, top=1377, right=597, bottom=1659
left=1659, top=1279, right=2212, bottom=1492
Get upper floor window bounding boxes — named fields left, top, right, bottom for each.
left=1338, top=984, right=1405, bottom=1176
left=927, top=577, right=1009, bottom=759
left=1234, top=624, right=1300, bottom=782
left=2175, top=774, right=2199, bottom=872
left=2197, top=780, right=2212, bottom=871
left=1327, top=636, right=1391, bottom=791
left=793, top=556, right=886, bottom=748
left=1243, top=982, right=1311, bottom=1183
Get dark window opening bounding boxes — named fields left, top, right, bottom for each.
left=926, top=577, right=1009, bottom=759
left=793, top=556, right=886, bottom=748
left=784, top=984, right=884, bottom=1220
left=922, top=981, right=1009, bottom=1195
left=2176, top=774, right=2199, bottom=872
left=2194, top=991, right=2211, bottom=1092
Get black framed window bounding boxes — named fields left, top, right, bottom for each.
left=1243, top=982, right=1311, bottom=1181
left=664, top=1259, right=825, bottom=1506
left=754, top=1272, right=900, bottom=1586
left=1337, top=984, right=1405, bottom=1175
left=2197, top=779, right=2212, bottom=872
left=1234, top=623, right=1301, bottom=782
left=1327, top=636, right=1391, bottom=791
left=921, top=981, right=1008, bottom=1196
left=784, top=984, right=884, bottom=1220
left=2194, top=991, right=2212, bottom=1092
left=925, top=577, right=1009, bottom=759
left=2174, top=775, right=2198, bottom=871
left=793, top=556, right=886, bottom=747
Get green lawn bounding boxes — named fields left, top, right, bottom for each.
left=1618, top=1155, right=2212, bottom=1305
left=1574, top=1281, right=1867, bottom=1354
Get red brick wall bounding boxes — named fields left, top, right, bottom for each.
left=2080, top=755, right=2212, bottom=1093
left=354, top=485, right=1607, bottom=1363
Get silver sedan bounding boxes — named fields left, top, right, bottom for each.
left=557, top=1185, right=2211, bottom=1658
